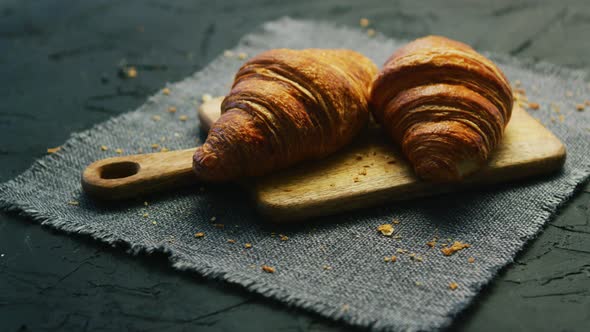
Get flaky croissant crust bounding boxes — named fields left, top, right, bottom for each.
left=193, top=49, right=377, bottom=181
left=371, top=36, right=514, bottom=181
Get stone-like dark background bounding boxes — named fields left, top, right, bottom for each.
left=1, top=0, right=589, bottom=331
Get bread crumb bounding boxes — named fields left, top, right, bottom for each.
left=213, top=223, right=224, bottom=229
left=415, top=281, right=422, bottom=286
left=367, top=28, right=376, bottom=37
left=167, top=106, right=177, bottom=113
left=323, top=265, right=332, bottom=270
left=179, top=115, right=188, bottom=121
left=441, top=241, right=471, bottom=256
left=47, top=146, right=61, bottom=154
left=67, top=200, right=79, bottom=206
left=390, top=255, right=397, bottom=262
left=202, top=93, right=212, bottom=102
left=392, top=219, right=400, bottom=224
left=194, top=232, right=205, bottom=238
left=396, top=248, right=407, bottom=253
left=152, top=115, right=161, bottom=121
left=210, top=216, right=217, bottom=222
left=576, top=104, right=585, bottom=111
left=115, top=148, right=123, bottom=154
left=244, top=243, right=252, bottom=249
left=160, top=147, right=169, bottom=152
left=143, top=213, right=149, bottom=218
left=227, top=239, right=236, bottom=244
left=162, top=88, right=171, bottom=95
left=261, top=265, right=275, bottom=273
left=377, top=224, right=394, bottom=236
left=359, top=18, right=370, bottom=27
left=449, top=282, right=459, bottom=290
left=152, top=221, right=157, bottom=225
left=468, top=257, right=475, bottom=263
left=341, top=304, right=350, bottom=312
left=144, top=201, right=148, bottom=206
left=426, top=238, right=437, bottom=248
left=151, top=143, right=160, bottom=149
left=126, top=67, right=137, bottom=78
left=223, top=50, right=235, bottom=57
left=238, top=52, right=248, bottom=60
left=279, top=234, right=289, bottom=241
left=585, top=100, right=590, bottom=106
left=528, top=102, right=540, bottom=110
left=383, top=256, right=391, bottom=262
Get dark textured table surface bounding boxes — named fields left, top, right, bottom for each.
left=1, top=1, right=589, bottom=331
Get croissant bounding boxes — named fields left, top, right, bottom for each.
left=193, top=49, right=378, bottom=181
left=370, top=36, right=514, bottom=181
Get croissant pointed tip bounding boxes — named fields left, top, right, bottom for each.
left=192, top=145, right=221, bottom=181
left=413, top=156, right=480, bottom=182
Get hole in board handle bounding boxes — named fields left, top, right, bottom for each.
left=100, top=161, right=140, bottom=179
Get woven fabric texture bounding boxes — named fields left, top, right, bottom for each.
left=1, top=18, right=589, bottom=331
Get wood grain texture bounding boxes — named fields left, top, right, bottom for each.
left=82, top=148, right=196, bottom=200
left=199, top=97, right=565, bottom=222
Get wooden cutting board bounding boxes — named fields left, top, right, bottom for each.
left=198, top=97, right=565, bottom=221
left=82, top=97, right=565, bottom=222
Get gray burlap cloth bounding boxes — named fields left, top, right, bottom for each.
left=1, top=18, right=589, bottom=331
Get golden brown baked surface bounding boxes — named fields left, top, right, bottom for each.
left=370, top=35, right=513, bottom=181
left=193, top=49, right=378, bottom=181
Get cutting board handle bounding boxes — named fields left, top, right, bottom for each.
left=81, top=148, right=197, bottom=200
